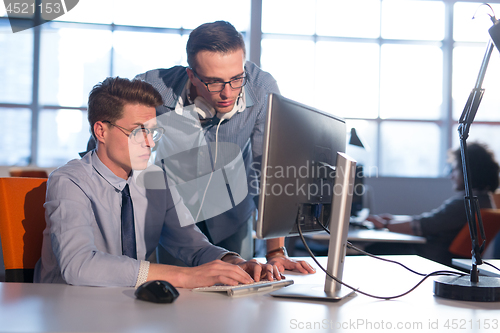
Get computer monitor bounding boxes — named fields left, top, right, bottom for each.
left=255, top=93, right=356, bottom=301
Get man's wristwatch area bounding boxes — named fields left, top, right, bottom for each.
left=220, top=252, right=243, bottom=262
left=265, top=246, right=288, bottom=261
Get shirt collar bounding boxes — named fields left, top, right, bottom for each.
left=91, top=150, right=131, bottom=192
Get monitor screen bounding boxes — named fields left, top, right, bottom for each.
left=256, top=93, right=347, bottom=240
left=255, top=93, right=356, bottom=301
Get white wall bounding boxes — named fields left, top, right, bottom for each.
left=365, top=176, right=454, bottom=215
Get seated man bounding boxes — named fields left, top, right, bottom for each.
left=367, top=142, right=499, bottom=266
left=34, top=77, right=281, bottom=288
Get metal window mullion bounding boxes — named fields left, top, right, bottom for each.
left=249, top=0, right=262, bottom=66
left=376, top=0, right=383, bottom=173
left=30, top=0, right=42, bottom=166
left=110, top=23, right=115, bottom=76
left=441, top=1, right=454, bottom=176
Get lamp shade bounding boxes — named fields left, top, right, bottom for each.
left=489, top=19, right=500, bottom=53
left=348, top=128, right=365, bottom=149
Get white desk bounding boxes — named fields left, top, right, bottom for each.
left=1, top=256, right=500, bottom=333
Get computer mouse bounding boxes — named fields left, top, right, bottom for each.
left=134, top=280, right=179, bottom=303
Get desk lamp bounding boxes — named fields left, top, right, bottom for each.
left=434, top=7, right=500, bottom=302
left=348, top=128, right=367, bottom=216
left=349, top=128, right=365, bottom=149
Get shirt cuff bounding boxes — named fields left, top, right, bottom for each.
left=219, top=252, right=241, bottom=261
left=134, top=260, right=150, bottom=288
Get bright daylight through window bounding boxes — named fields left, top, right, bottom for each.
left=1, top=0, right=500, bottom=178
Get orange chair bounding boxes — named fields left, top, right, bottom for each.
left=490, top=190, right=500, bottom=209
left=9, top=168, right=48, bottom=178
left=0, top=177, right=47, bottom=282
left=449, top=209, right=500, bottom=258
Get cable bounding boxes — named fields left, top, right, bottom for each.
left=317, top=218, right=435, bottom=277
left=472, top=3, right=498, bottom=24
left=194, top=117, right=224, bottom=222
left=297, top=218, right=466, bottom=300
left=317, top=218, right=330, bottom=234
left=347, top=242, right=428, bottom=277
left=320, top=217, right=499, bottom=284
left=483, top=260, right=500, bottom=273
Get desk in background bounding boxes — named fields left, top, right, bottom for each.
left=1, top=255, right=499, bottom=333
left=344, top=228, right=425, bottom=243
left=452, top=258, right=500, bottom=277
left=287, top=227, right=426, bottom=256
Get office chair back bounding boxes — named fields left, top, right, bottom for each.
left=491, top=190, right=500, bottom=209
left=449, top=209, right=500, bottom=258
left=9, top=168, right=48, bottom=178
left=493, top=232, right=500, bottom=258
left=0, top=177, right=47, bottom=282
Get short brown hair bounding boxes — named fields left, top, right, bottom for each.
left=87, top=77, right=163, bottom=139
left=186, top=21, right=246, bottom=71
left=449, top=142, right=500, bottom=191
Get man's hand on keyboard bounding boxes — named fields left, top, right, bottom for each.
left=156, top=256, right=285, bottom=289
left=222, top=255, right=284, bottom=282
left=171, top=260, right=255, bottom=289
left=266, top=256, right=316, bottom=275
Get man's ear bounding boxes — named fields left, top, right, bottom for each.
left=94, top=121, right=106, bottom=144
left=186, top=67, right=195, bottom=81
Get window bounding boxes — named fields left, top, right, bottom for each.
left=1, top=0, right=500, bottom=177
left=0, top=22, right=32, bottom=104
left=261, top=0, right=500, bottom=177
left=0, top=0, right=250, bottom=167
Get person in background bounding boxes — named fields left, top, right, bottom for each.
left=136, top=21, right=315, bottom=274
left=367, top=142, right=499, bottom=266
left=34, top=77, right=281, bottom=288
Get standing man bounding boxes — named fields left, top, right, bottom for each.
left=136, top=21, right=314, bottom=274
left=34, top=77, right=280, bottom=288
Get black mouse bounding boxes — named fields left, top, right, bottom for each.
left=135, top=280, right=179, bottom=303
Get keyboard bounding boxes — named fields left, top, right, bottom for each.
left=192, top=279, right=294, bottom=296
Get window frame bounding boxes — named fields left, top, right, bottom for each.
left=1, top=0, right=500, bottom=177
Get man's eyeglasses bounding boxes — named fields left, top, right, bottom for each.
left=191, top=69, right=247, bottom=93
left=102, top=120, right=164, bottom=144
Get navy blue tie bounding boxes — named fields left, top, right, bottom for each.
left=121, top=184, right=137, bottom=259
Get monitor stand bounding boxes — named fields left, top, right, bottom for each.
left=270, top=152, right=357, bottom=301
left=270, top=283, right=354, bottom=301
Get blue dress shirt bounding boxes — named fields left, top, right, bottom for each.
left=135, top=62, right=280, bottom=243
left=34, top=151, right=229, bottom=287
